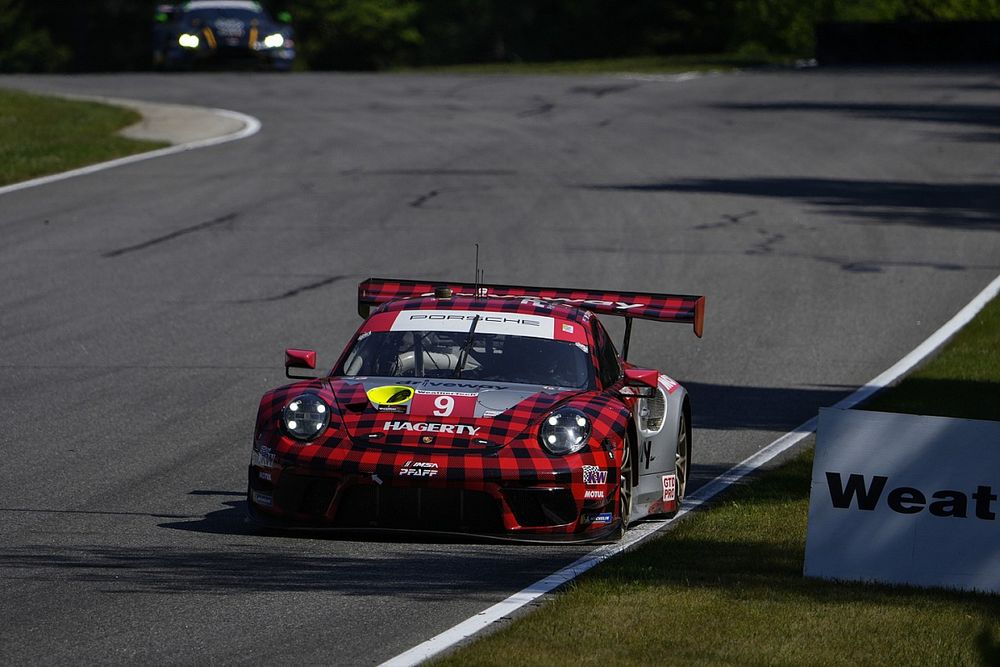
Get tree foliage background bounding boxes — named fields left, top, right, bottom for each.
left=1, top=0, right=998, bottom=72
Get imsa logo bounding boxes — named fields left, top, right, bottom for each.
left=399, top=460, right=439, bottom=477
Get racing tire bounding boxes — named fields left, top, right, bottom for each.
left=676, top=412, right=690, bottom=502
left=615, top=437, right=634, bottom=540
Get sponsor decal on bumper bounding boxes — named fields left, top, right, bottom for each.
left=663, top=474, right=677, bottom=502
left=583, top=465, right=608, bottom=485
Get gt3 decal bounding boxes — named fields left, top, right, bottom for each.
left=663, top=474, right=677, bottom=502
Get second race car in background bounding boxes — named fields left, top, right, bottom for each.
left=153, top=1, right=295, bottom=71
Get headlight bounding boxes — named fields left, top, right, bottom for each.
left=538, top=408, right=591, bottom=455
left=178, top=33, right=200, bottom=48
left=263, top=33, right=284, bottom=48
left=281, top=394, right=330, bottom=441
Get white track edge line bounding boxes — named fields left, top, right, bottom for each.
left=0, top=106, right=261, bottom=197
left=381, top=271, right=1000, bottom=667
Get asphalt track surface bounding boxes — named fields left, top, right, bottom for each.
left=1, top=68, right=999, bottom=664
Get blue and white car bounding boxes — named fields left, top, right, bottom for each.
left=153, top=1, right=295, bottom=71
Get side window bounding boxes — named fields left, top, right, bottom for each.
left=592, top=319, right=622, bottom=388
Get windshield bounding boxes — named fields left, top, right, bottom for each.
left=336, top=330, right=594, bottom=389
left=183, top=8, right=264, bottom=23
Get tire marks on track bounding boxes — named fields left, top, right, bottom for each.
left=102, top=212, right=238, bottom=258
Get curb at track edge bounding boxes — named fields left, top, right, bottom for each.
left=0, top=106, right=261, bottom=197
left=381, top=271, right=1000, bottom=667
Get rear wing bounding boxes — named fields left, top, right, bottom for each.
left=357, top=277, right=705, bottom=338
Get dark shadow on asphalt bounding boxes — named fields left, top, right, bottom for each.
left=0, top=517, right=584, bottom=597
left=685, top=381, right=852, bottom=432
left=160, top=498, right=523, bottom=546
left=578, top=96, right=1000, bottom=230
left=582, top=178, right=1000, bottom=231
left=715, top=100, right=1000, bottom=136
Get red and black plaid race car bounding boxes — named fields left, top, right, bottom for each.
left=246, top=278, right=705, bottom=542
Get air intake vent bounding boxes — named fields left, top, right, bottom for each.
left=640, top=390, right=666, bottom=433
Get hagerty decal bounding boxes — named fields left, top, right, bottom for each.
left=383, top=421, right=481, bottom=436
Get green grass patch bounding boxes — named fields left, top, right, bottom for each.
left=864, top=295, right=1000, bottom=421
left=0, top=88, right=167, bottom=187
left=397, top=53, right=795, bottom=75
left=435, top=295, right=1000, bottom=666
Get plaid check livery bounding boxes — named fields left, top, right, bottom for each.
left=358, top=277, right=705, bottom=337
left=247, top=279, right=701, bottom=542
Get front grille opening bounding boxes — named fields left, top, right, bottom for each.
left=333, top=486, right=504, bottom=533
left=502, top=487, right=578, bottom=527
left=273, top=473, right=339, bottom=517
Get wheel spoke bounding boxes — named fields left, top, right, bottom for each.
left=676, top=416, right=688, bottom=498
left=619, top=440, right=632, bottom=531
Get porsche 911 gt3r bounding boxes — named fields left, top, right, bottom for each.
left=246, top=278, right=705, bottom=542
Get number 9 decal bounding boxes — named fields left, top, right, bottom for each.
left=433, top=395, right=455, bottom=417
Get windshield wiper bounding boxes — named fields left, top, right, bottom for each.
left=453, top=315, right=480, bottom=378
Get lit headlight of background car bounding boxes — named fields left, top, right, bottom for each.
left=281, top=394, right=330, bottom=441
left=178, top=33, right=200, bottom=49
left=539, top=408, right=592, bottom=455
left=262, top=33, right=284, bottom=48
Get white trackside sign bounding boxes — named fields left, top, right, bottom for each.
left=804, top=408, right=1000, bottom=594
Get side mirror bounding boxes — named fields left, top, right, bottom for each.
left=618, top=368, right=658, bottom=398
left=285, top=348, right=318, bottom=379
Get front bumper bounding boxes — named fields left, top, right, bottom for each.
left=165, top=45, right=294, bottom=70
left=246, top=439, right=622, bottom=542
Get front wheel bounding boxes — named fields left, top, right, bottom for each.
left=615, top=437, right=634, bottom=540
left=676, top=412, right=690, bottom=502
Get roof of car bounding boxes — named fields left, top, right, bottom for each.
left=183, top=1, right=262, bottom=11
left=373, top=295, right=593, bottom=324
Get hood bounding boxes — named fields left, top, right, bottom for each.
left=328, top=377, right=579, bottom=449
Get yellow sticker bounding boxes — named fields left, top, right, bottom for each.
left=366, top=385, right=415, bottom=406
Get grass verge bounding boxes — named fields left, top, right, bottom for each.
left=397, top=53, right=797, bottom=75
left=0, top=88, right=168, bottom=187
left=435, top=294, right=1000, bottom=666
